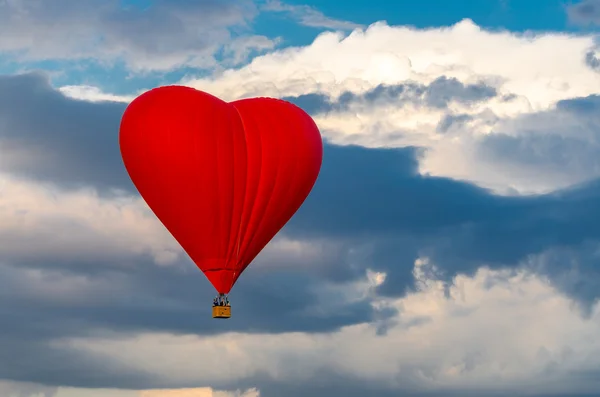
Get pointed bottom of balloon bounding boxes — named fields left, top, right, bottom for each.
left=203, top=268, right=236, bottom=294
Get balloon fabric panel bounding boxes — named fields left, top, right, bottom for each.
left=120, top=86, right=322, bottom=294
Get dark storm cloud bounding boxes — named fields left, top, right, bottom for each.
left=283, top=76, right=498, bottom=115
left=0, top=336, right=152, bottom=389
left=0, top=255, right=387, bottom=388
left=289, top=144, right=506, bottom=238
left=585, top=50, right=600, bottom=71
left=556, top=93, right=600, bottom=113
left=424, top=76, right=497, bottom=108
left=0, top=73, right=131, bottom=190
left=286, top=141, right=600, bottom=299
left=527, top=242, right=600, bottom=310
left=437, top=113, right=473, bottom=133
left=567, top=0, right=600, bottom=25
left=254, top=378, right=600, bottom=397
left=476, top=94, right=600, bottom=188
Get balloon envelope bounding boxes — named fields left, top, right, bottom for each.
left=119, top=86, right=323, bottom=294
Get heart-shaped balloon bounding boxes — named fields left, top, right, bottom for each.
left=119, top=86, right=323, bottom=294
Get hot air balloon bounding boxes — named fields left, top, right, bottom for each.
left=119, top=86, right=323, bottom=319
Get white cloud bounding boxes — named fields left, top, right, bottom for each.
left=52, top=258, right=600, bottom=394
left=0, top=173, right=180, bottom=265
left=0, top=172, right=333, bottom=269
left=185, top=19, right=599, bottom=107
left=56, top=18, right=600, bottom=194
left=262, top=0, right=363, bottom=30
left=222, top=35, right=281, bottom=67
left=139, top=388, right=259, bottom=397
left=0, top=379, right=259, bottom=397
left=58, top=86, right=134, bottom=103
left=0, top=379, right=56, bottom=397
left=176, top=19, right=600, bottom=195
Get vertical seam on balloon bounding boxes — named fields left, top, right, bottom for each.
left=216, top=103, right=227, bottom=293
left=214, top=100, right=224, bottom=292
left=229, top=104, right=250, bottom=293
left=165, top=94, right=172, bottom=224
left=237, top=103, right=282, bottom=274
left=192, top=93, right=213, bottom=285
left=251, top=101, right=300, bottom=256
left=242, top=104, right=323, bottom=271
left=231, top=104, right=264, bottom=281
left=223, top=105, right=236, bottom=283
left=222, top=105, right=239, bottom=292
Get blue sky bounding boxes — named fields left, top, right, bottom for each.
left=3, top=0, right=600, bottom=397
left=261, top=0, right=570, bottom=32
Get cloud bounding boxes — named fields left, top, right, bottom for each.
left=567, top=0, right=600, bottom=25
left=4, top=253, right=600, bottom=395
left=8, top=71, right=600, bottom=303
left=0, top=172, right=180, bottom=266
left=0, top=234, right=383, bottom=388
left=222, top=35, right=281, bottom=66
left=46, top=18, right=600, bottom=194
left=4, top=15, right=600, bottom=396
left=3, top=82, right=600, bottom=350
left=58, top=85, right=135, bottom=103
left=586, top=48, right=600, bottom=71
left=262, top=0, right=363, bottom=30
left=139, top=388, right=259, bottom=397
left=179, top=19, right=600, bottom=194
left=0, top=72, right=130, bottom=189
left=0, top=379, right=258, bottom=397
left=0, top=380, right=57, bottom=397
left=185, top=19, right=599, bottom=107
left=284, top=142, right=600, bottom=306
left=45, top=262, right=600, bottom=395
left=472, top=94, right=600, bottom=192
left=0, top=0, right=272, bottom=71
left=7, top=71, right=600, bottom=305
left=283, top=76, right=498, bottom=114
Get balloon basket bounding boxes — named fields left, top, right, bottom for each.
left=212, top=305, right=231, bottom=319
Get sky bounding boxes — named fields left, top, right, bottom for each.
left=4, top=0, right=600, bottom=396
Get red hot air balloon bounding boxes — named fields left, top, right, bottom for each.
left=119, top=86, right=323, bottom=318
